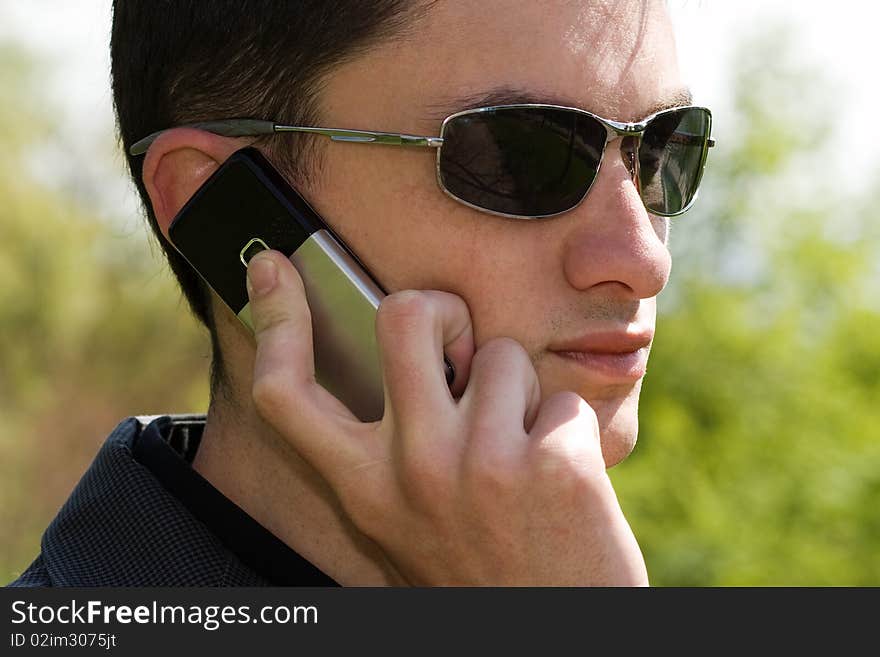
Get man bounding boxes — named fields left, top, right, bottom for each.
left=11, top=0, right=711, bottom=586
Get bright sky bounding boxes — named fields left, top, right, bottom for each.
left=671, top=0, right=877, bottom=192
left=1, top=0, right=876, bottom=210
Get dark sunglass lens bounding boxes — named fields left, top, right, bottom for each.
left=638, top=107, right=710, bottom=215
left=438, top=107, right=606, bottom=217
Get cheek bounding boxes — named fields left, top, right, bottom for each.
left=414, top=224, right=558, bottom=356
left=311, top=145, right=560, bottom=354
left=309, top=144, right=443, bottom=274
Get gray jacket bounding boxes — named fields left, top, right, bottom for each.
left=8, top=416, right=271, bottom=587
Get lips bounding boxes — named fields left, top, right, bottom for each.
left=549, top=329, right=654, bottom=382
left=550, top=330, right=654, bottom=355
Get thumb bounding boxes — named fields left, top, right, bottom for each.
left=246, top=249, right=368, bottom=479
left=247, top=249, right=317, bottom=389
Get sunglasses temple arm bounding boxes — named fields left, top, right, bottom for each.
left=129, top=119, right=277, bottom=156
left=274, top=125, right=443, bottom=147
left=130, top=121, right=443, bottom=156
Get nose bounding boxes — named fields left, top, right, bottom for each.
left=561, top=137, right=671, bottom=299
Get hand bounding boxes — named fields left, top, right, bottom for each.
left=245, top=249, right=648, bottom=586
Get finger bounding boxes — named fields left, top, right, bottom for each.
left=376, top=290, right=474, bottom=424
left=247, top=250, right=315, bottom=386
left=459, top=336, right=542, bottom=443
left=527, top=391, right=604, bottom=469
left=247, top=250, right=369, bottom=475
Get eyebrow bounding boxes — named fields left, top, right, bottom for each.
left=425, top=86, right=694, bottom=123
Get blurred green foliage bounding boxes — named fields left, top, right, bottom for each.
left=0, top=44, right=210, bottom=581
left=611, top=27, right=880, bottom=585
left=1, top=23, right=878, bottom=585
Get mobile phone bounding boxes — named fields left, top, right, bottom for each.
left=168, top=147, right=387, bottom=421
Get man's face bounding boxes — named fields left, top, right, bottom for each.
left=303, top=0, right=682, bottom=466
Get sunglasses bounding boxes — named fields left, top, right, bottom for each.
left=131, top=104, right=713, bottom=219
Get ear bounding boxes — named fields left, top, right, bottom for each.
left=142, top=128, right=244, bottom=242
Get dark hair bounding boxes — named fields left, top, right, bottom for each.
left=110, top=0, right=429, bottom=390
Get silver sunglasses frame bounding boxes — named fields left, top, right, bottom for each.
left=130, top=104, right=713, bottom=219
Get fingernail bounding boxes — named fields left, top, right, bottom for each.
left=246, top=254, right=277, bottom=297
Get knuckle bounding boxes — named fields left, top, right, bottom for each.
left=465, top=412, right=519, bottom=452
left=477, top=336, right=527, bottom=360
left=433, top=290, right=468, bottom=315
left=547, top=391, right=600, bottom=431
left=532, top=392, right=605, bottom=481
left=376, top=290, right=433, bottom=337
left=252, top=303, right=286, bottom=334
left=545, top=390, right=589, bottom=413
left=533, top=446, right=607, bottom=499
left=398, top=448, right=454, bottom=512
left=463, top=444, right=519, bottom=496
left=252, top=301, right=305, bottom=342
left=471, top=336, right=530, bottom=374
left=251, top=371, right=291, bottom=420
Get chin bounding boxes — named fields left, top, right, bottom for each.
left=589, top=386, right=642, bottom=468
left=535, top=350, right=646, bottom=468
left=597, top=414, right=638, bottom=468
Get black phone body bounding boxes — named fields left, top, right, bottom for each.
left=169, top=147, right=385, bottom=421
